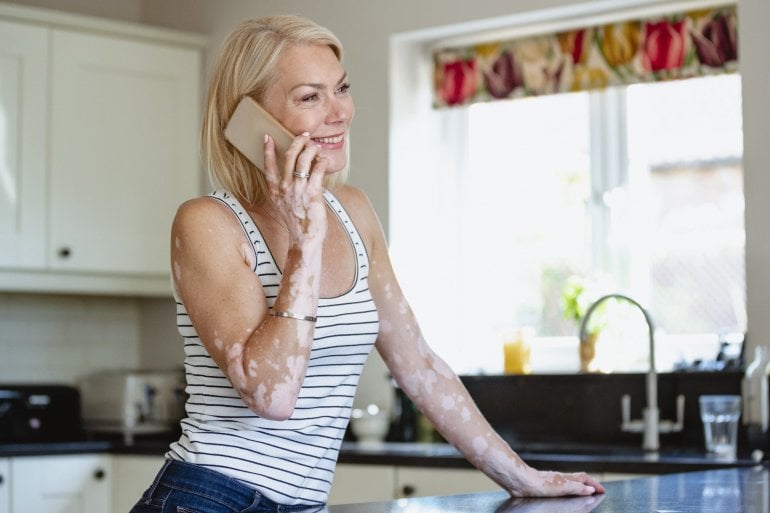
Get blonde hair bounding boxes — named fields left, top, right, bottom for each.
left=202, top=15, right=350, bottom=205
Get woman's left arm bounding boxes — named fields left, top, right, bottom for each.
left=340, top=186, right=604, bottom=498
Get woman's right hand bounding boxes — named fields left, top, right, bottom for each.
left=262, top=132, right=329, bottom=243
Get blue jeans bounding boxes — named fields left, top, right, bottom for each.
left=128, top=459, right=326, bottom=513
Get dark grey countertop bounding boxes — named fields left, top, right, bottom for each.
left=0, top=439, right=113, bottom=456
left=337, top=441, right=761, bottom=475
left=0, top=438, right=761, bottom=476
left=328, top=465, right=770, bottom=513
left=3, top=438, right=767, bottom=512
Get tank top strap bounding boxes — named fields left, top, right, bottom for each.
left=322, top=190, right=371, bottom=285
left=207, top=190, right=262, bottom=272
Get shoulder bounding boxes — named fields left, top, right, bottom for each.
left=172, top=195, right=242, bottom=242
left=175, top=195, right=237, bottom=222
left=330, top=184, right=378, bottom=221
left=329, top=184, right=386, bottom=247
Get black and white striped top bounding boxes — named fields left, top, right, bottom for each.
left=167, top=189, right=379, bottom=506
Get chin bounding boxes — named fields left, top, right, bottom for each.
left=323, top=161, right=349, bottom=188
left=323, top=154, right=347, bottom=173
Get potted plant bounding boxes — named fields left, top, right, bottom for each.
left=561, top=275, right=606, bottom=372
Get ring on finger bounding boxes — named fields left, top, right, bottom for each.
left=292, top=171, right=310, bottom=179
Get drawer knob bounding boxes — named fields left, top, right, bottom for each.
left=93, top=468, right=106, bottom=480
left=401, top=484, right=415, bottom=497
left=57, top=246, right=72, bottom=259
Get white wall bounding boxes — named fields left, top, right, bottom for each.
left=2, top=0, right=768, bottom=395
left=138, top=0, right=770, bottom=354
left=141, top=0, right=770, bottom=400
left=737, top=0, right=770, bottom=359
left=1, top=0, right=143, bottom=22
left=0, top=294, right=142, bottom=383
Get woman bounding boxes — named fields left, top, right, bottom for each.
left=130, top=14, right=604, bottom=513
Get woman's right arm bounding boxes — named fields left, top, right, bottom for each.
left=171, top=135, right=327, bottom=420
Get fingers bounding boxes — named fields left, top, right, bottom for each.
left=284, top=133, right=322, bottom=182
left=561, top=473, right=605, bottom=496
left=263, top=132, right=325, bottom=192
left=262, top=132, right=322, bottom=184
left=522, top=470, right=604, bottom=498
left=261, top=132, right=328, bottom=237
left=580, top=474, right=605, bottom=494
left=262, top=134, right=281, bottom=189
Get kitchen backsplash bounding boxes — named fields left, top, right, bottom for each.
left=0, top=293, right=182, bottom=383
left=459, top=372, right=751, bottom=452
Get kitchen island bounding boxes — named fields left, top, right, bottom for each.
left=1, top=438, right=759, bottom=475
left=328, top=464, right=769, bottom=513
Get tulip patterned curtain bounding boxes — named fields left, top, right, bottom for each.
left=432, top=4, right=737, bottom=108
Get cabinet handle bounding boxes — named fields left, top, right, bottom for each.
left=93, top=468, right=106, bottom=480
left=401, top=484, right=416, bottom=497
left=0, top=473, right=4, bottom=485
left=57, top=246, right=72, bottom=259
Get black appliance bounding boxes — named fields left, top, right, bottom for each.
left=0, top=384, right=82, bottom=442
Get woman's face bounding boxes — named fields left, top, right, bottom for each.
left=262, top=43, right=354, bottom=174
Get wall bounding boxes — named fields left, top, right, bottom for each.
left=1, top=0, right=143, bottom=22
left=137, top=0, right=770, bottom=362
left=0, top=293, right=184, bottom=383
left=459, top=372, right=752, bottom=451
left=1, top=0, right=768, bottom=401
left=0, top=294, right=142, bottom=383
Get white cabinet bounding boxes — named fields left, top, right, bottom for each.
left=10, top=454, right=111, bottom=513
left=0, top=5, right=203, bottom=295
left=0, top=459, right=9, bottom=513
left=329, top=464, right=498, bottom=504
left=48, top=29, right=199, bottom=277
left=395, top=466, right=498, bottom=499
left=329, top=464, right=395, bottom=505
left=111, top=455, right=166, bottom=512
left=0, top=19, right=47, bottom=269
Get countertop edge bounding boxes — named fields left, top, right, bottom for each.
left=0, top=439, right=759, bottom=475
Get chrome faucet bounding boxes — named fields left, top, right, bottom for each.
left=579, top=293, right=684, bottom=451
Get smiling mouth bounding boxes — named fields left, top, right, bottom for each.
left=312, top=134, right=344, bottom=145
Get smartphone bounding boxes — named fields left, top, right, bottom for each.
left=224, top=96, right=295, bottom=170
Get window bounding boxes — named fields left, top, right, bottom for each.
left=390, top=73, right=744, bottom=374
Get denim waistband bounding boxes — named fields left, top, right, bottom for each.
left=152, top=459, right=324, bottom=512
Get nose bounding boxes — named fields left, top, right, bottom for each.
left=326, top=96, right=352, bottom=127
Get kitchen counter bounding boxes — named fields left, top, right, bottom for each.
left=337, top=441, right=761, bottom=475
left=0, top=438, right=761, bottom=475
left=328, top=464, right=770, bottom=513
left=0, top=439, right=113, bottom=456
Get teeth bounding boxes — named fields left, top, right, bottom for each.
left=313, top=135, right=343, bottom=144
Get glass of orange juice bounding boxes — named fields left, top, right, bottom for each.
left=503, top=327, right=533, bottom=374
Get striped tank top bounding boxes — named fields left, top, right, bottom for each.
left=167, top=189, right=380, bottom=506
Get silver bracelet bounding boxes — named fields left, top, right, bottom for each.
left=270, top=309, right=317, bottom=322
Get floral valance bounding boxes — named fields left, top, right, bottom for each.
left=433, top=4, right=738, bottom=108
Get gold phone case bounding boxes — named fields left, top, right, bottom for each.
left=224, top=97, right=294, bottom=170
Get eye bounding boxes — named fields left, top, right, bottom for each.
left=301, top=92, right=319, bottom=103
left=337, top=83, right=351, bottom=95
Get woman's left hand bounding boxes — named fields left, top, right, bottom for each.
left=509, top=468, right=605, bottom=498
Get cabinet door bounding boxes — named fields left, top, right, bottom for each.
left=329, top=464, right=395, bottom=505
left=0, top=20, right=47, bottom=269
left=11, top=454, right=111, bottom=513
left=111, top=455, right=165, bottom=512
left=395, top=467, right=498, bottom=499
left=0, top=458, right=9, bottom=513
left=49, top=29, right=200, bottom=275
